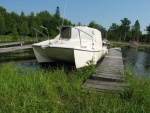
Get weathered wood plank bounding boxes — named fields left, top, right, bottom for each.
left=93, top=48, right=124, bottom=81
left=82, top=48, right=128, bottom=92
left=92, top=74, right=124, bottom=82
left=96, top=70, right=124, bottom=74
left=0, top=45, right=32, bottom=53
left=0, top=42, right=24, bottom=47
left=83, top=79, right=129, bottom=92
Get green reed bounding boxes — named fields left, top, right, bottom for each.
left=0, top=62, right=150, bottom=113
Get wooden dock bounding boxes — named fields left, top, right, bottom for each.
left=0, top=41, right=24, bottom=47
left=83, top=48, right=129, bottom=92
left=0, top=42, right=32, bottom=53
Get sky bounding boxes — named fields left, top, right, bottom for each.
left=0, top=0, right=150, bottom=34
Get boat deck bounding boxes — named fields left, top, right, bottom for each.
left=83, top=48, right=129, bottom=92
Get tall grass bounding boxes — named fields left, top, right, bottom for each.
left=0, top=35, right=14, bottom=42
left=0, top=62, right=150, bottom=112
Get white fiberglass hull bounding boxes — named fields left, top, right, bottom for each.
left=32, top=45, right=107, bottom=68
left=32, top=26, right=108, bottom=68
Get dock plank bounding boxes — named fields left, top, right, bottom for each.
left=0, top=42, right=24, bottom=47
left=0, top=45, right=32, bottom=53
left=83, top=48, right=128, bottom=92
left=83, top=79, right=129, bottom=92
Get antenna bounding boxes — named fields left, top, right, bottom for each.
left=62, top=0, right=67, bottom=26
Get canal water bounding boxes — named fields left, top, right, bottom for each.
left=122, top=47, right=150, bottom=76
left=7, top=47, right=150, bottom=76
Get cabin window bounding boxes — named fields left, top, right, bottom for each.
left=61, top=27, right=71, bottom=39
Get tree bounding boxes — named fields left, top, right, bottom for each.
left=88, top=21, right=106, bottom=31
left=0, top=6, right=74, bottom=38
left=131, top=20, right=141, bottom=42
left=20, top=21, right=29, bottom=37
left=54, top=6, right=60, bottom=19
left=109, top=23, right=121, bottom=41
left=146, top=25, right=150, bottom=34
left=12, top=24, right=19, bottom=40
left=0, top=13, right=6, bottom=35
left=88, top=21, right=106, bottom=37
left=4, top=12, right=19, bottom=34
left=120, top=18, right=131, bottom=41
left=36, top=10, right=53, bottom=37
left=20, top=11, right=26, bottom=22
left=146, top=24, right=150, bottom=43
left=63, top=19, right=72, bottom=26
left=18, top=11, right=27, bottom=34
left=0, top=6, right=7, bottom=16
left=77, top=22, right=82, bottom=26
left=28, top=12, right=37, bottom=36
left=4, top=13, right=12, bottom=34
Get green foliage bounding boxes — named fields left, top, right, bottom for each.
left=12, top=24, right=19, bottom=40
left=120, top=18, right=131, bottom=41
left=0, top=13, right=6, bottom=35
left=54, top=6, right=60, bottom=19
left=20, top=11, right=26, bottom=23
left=28, top=12, right=37, bottom=37
left=88, top=21, right=106, bottom=37
left=146, top=24, right=150, bottom=42
left=0, top=6, right=7, bottom=15
left=0, top=35, right=13, bottom=42
left=108, top=23, right=121, bottom=41
left=131, top=20, right=142, bottom=41
left=20, top=21, right=29, bottom=36
left=1, top=63, right=150, bottom=112
left=146, top=24, right=150, bottom=34
left=107, top=18, right=149, bottom=43
left=88, top=20, right=106, bottom=31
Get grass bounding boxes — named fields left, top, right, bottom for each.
left=0, top=35, right=14, bottom=42
left=109, top=40, right=129, bottom=47
left=1, top=62, right=150, bottom=112
left=0, top=35, right=48, bottom=43
left=109, top=40, right=150, bottom=48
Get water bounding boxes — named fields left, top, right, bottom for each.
left=16, top=59, right=76, bottom=70
left=122, top=47, right=150, bottom=76
left=10, top=47, right=150, bottom=76
left=16, top=59, right=39, bottom=69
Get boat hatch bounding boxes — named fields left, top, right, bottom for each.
left=61, top=27, right=71, bottom=40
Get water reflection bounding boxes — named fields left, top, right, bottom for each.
left=16, top=59, right=39, bottom=69
left=122, top=47, right=150, bottom=76
left=16, top=59, right=76, bottom=71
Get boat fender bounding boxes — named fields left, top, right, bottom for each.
left=41, top=45, right=46, bottom=49
left=92, top=54, right=97, bottom=65
left=106, top=48, right=108, bottom=54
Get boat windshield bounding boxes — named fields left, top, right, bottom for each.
left=61, top=27, right=71, bottom=39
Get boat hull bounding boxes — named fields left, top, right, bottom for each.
left=32, top=45, right=74, bottom=63
left=74, top=49, right=104, bottom=68
left=32, top=45, right=107, bottom=68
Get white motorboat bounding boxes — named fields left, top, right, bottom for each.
left=32, top=26, right=108, bottom=68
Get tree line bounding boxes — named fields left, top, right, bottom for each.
left=0, top=6, right=72, bottom=40
left=0, top=6, right=150, bottom=43
left=107, top=18, right=150, bottom=43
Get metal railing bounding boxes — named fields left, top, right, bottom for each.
left=33, top=27, right=48, bottom=43
left=73, top=27, right=94, bottom=49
